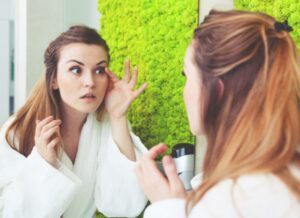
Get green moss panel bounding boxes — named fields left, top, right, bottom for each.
left=99, top=0, right=198, bottom=153
left=235, top=0, right=300, bottom=49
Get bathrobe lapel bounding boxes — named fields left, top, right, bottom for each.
left=63, top=114, right=101, bottom=218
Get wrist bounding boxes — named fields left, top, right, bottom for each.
left=50, top=158, right=61, bottom=169
left=109, top=114, right=127, bottom=124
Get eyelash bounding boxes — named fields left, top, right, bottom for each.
left=69, top=66, right=81, bottom=74
left=95, top=66, right=106, bottom=74
left=69, top=66, right=106, bottom=75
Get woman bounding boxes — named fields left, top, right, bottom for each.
left=136, top=10, right=300, bottom=217
left=0, top=25, right=148, bottom=218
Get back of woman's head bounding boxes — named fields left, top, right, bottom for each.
left=6, top=25, right=109, bottom=156
left=188, top=10, right=300, bottom=210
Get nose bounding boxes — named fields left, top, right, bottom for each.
left=83, top=72, right=95, bottom=88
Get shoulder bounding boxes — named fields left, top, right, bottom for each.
left=190, top=171, right=300, bottom=218
left=0, top=116, right=16, bottom=143
left=0, top=116, right=15, bottom=133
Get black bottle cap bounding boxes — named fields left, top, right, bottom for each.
left=171, top=143, right=195, bottom=158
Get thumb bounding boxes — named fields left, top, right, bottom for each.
left=162, top=155, right=186, bottom=198
left=105, top=80, right=113, bottom=95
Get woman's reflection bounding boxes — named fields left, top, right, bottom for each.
left=0, top=25, right=148, bottom=218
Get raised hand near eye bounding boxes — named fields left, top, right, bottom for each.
left=104, top=59, right=148, bottom=119
left=34, top=116, right=62, bottom=168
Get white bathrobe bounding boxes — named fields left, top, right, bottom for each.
left=144, top=166, right=300, bottom=218
left=0, top=113, right=148, bottom=218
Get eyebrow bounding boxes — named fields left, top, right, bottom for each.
left=96, top=60, right=108, bottom=65
left=66, top=60, right=108, bottom=65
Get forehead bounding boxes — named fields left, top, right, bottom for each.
left=184, top=43, right=201, bottom=78
left=59, top=43, right=108, bottom=62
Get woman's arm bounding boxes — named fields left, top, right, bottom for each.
left=109, top=116, right=136, bottom=161
left=104, top=60, right=147, bottom=161
left=94, top=119, right=148, bottom=217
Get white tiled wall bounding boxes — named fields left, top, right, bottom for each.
left=199, top=0, right=234, bottom=23
left=0, top=20, right=11, bottom=126
left=14, top=0, right=101, bottom=112
left=0, top=0, right=15, bottom=126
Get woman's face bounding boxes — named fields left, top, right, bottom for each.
left=54, top=43, right=109, bottom=115
left=183, top=44, right=204, bottom=135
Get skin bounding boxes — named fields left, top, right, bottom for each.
left=135, top=43, right=202, bottom=203
left=183, top=44, right=203, bottom=135
left=35, top=43, right=147, bottom=167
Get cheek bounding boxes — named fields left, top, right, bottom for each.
left=56, top=74, right=76, bottom=97
left=98, top=76, right=109, bottom=92
left=56, top=73, right=86, bottom=109
left=183, top=83, right=194, bottom=121
left=183, top=80, right=196, bottom=114
left=184, top=81, right=203, bottom=135
left=183, top=84, right=188, bottom=107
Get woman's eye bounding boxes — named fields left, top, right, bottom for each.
left=95, top=67, right=105, bottom=75
left=70, top=66, right=81, bottom=74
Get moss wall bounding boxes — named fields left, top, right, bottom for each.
left=98, top=0, right=198, bottom=153
left=235, top=0, right=300, bottom=49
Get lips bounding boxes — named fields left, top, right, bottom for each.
left=80, top=93, right=96, bottom=99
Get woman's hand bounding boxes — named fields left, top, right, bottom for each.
left=34, top=116, right=62, bottom=168
left=104, top=59, right=148, bottom=119
left=135, top=143, right=187, bottom=203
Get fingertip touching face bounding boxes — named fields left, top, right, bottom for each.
left=183, top=43, right=204, bottom=136
left=54, top=43, right=109, bottom=115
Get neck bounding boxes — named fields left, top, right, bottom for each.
left=60, top=104, right=88, bottom=136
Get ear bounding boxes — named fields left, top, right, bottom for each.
left=217, top=79, right=224, bottom=101
left=52, top=78, right=59, bottom=90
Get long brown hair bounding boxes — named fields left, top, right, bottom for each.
left=188, top=10, right=300, bottom=211
left=6, top=25, right=110, bottom=156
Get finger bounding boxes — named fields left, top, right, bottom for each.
left=135, top=164, right=145, bottom=184
left=162, top=155, right=186, bottom=197
left=37, top=116, right=54, bottom=131
left=132, top=83, right=148, bottom=99
left=42, top=126, right=60, bottom=142
left=47, top=137, right=60, bottom=167
left=35, top=116, right=54, bottom=139
left=129, top=66, right=138, bottom=88
left=146, top=143, right=167, bottom=160
left=48, top=137, right=60, bottom=149
left=104, top=77, right=114, bottom=97
left=35, top=120, right=41, bottom=141
left=41, top=119, right=62, bottom=135
left=105, top=68, right=119, bottom=83
left=123, top=59, right=130, bottom=83
left=139, top=155, right=170, bottom=192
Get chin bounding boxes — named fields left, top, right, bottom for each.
left=190, top=125, right=204, bottom=136
left=191, top=129, right=201, bottom=136
left=77, top=105, right=100, bottom=114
